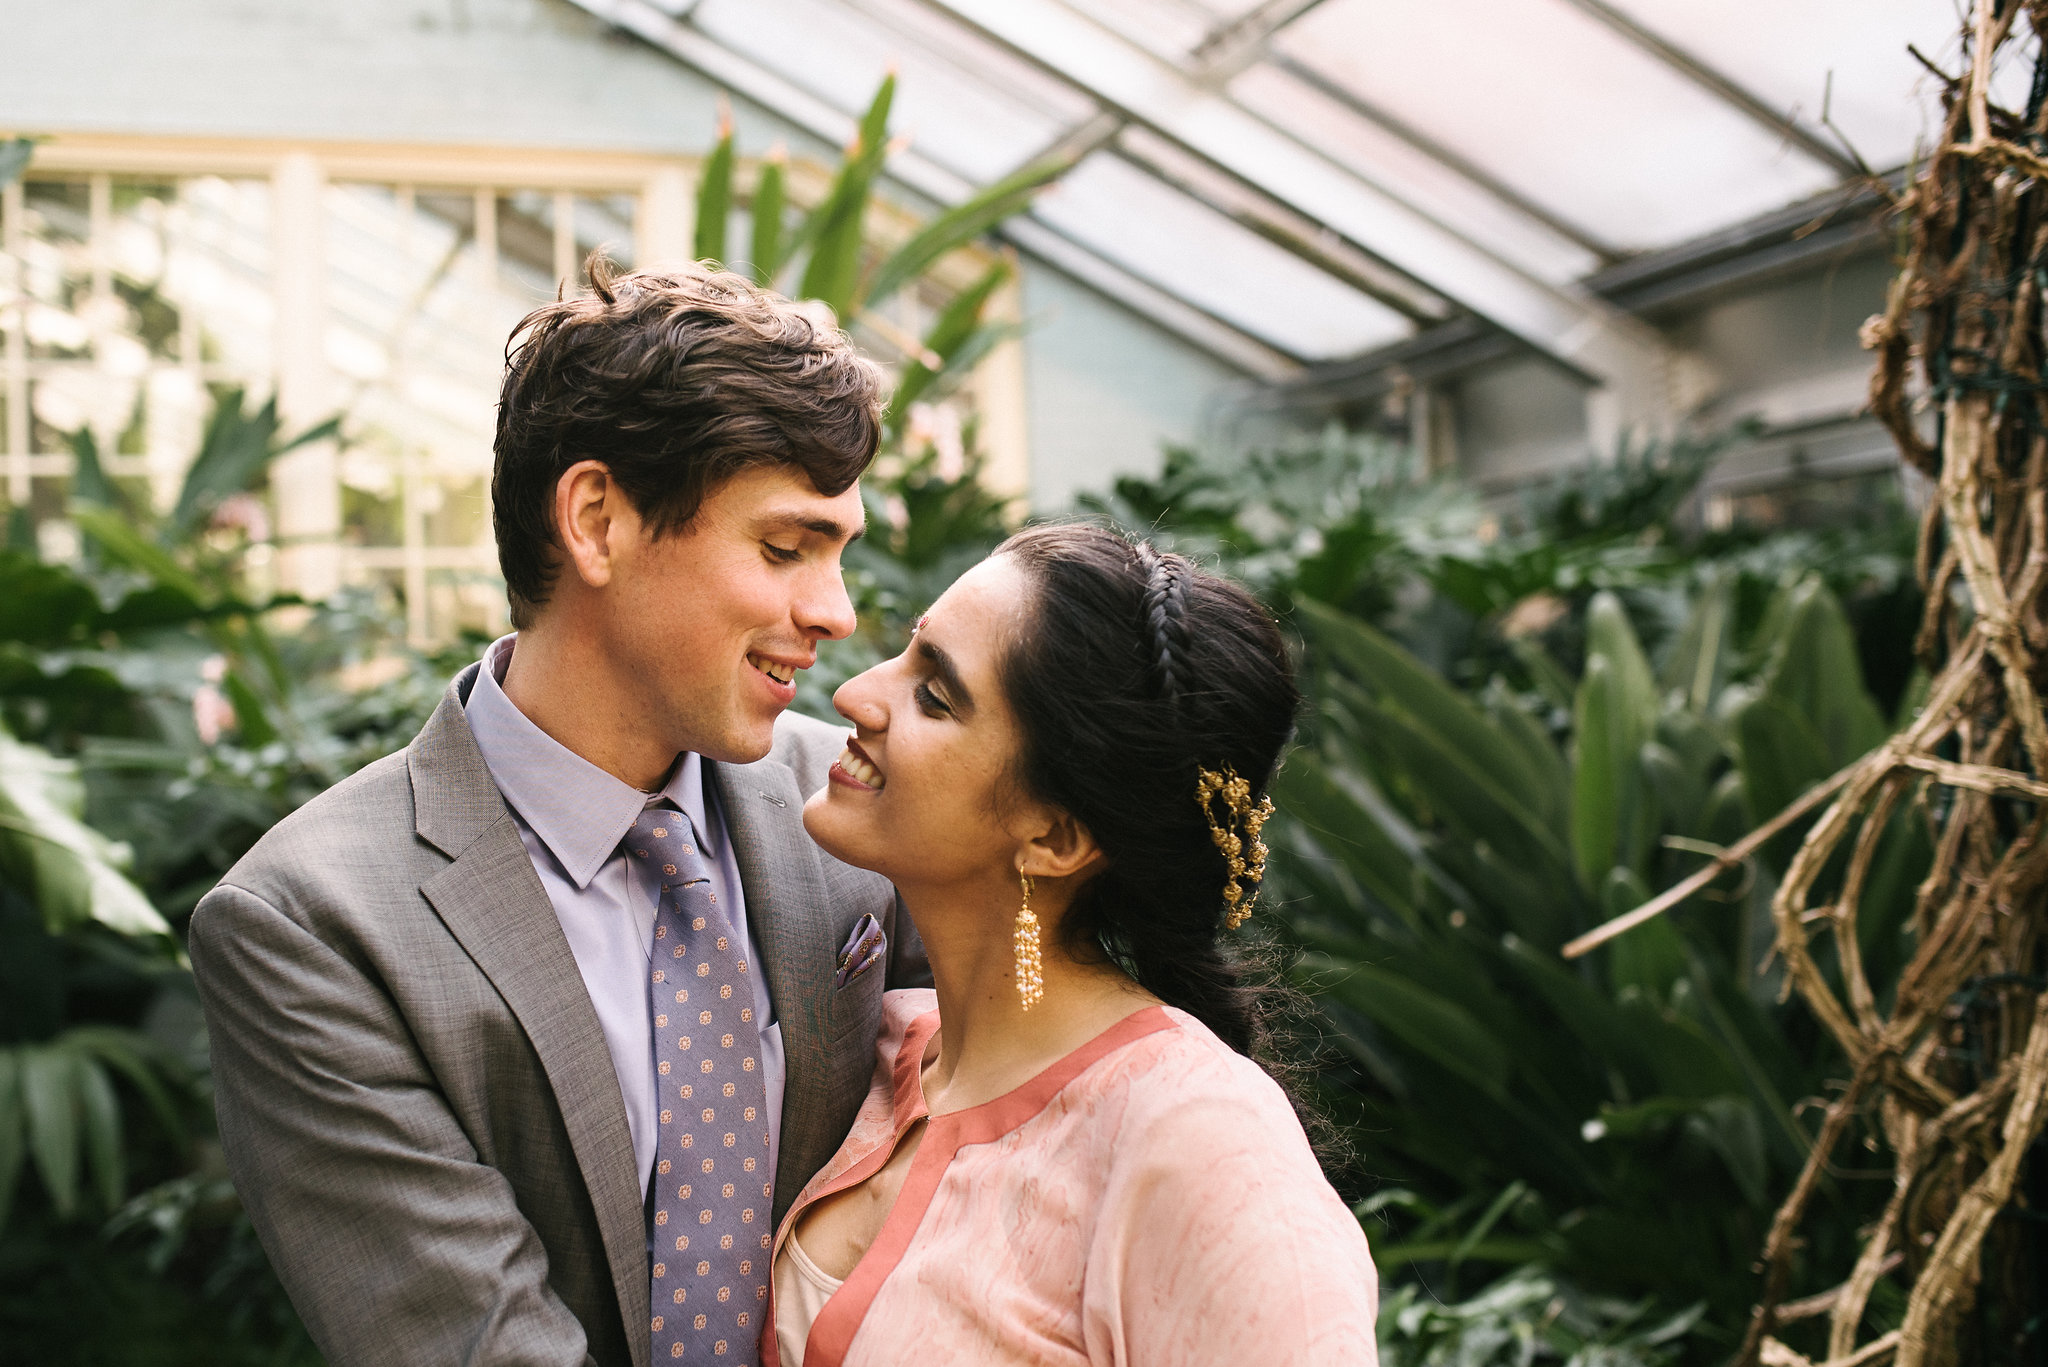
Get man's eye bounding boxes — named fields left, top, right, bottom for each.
left=914, top=682, right=952, bottom=717
left=763, top=542, right=801, bottom=564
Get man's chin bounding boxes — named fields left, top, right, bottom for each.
left=691, top=714, right=781, bottom=766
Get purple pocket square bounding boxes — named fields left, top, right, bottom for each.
left=834, top=913, right=886, bottom=988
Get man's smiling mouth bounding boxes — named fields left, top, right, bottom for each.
left=747, top=653, right=797, bottom=685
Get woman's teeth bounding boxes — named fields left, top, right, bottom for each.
left=749, top=654, right=796, bottom=685
left=836, top=747, right=885, bottom=790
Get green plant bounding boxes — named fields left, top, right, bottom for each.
left=1271, top=569, right=1918, bottom=1355
left=1378, top=1260, right=1704, bottom=1367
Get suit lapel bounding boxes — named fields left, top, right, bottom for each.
left=410, top=677, right=651, bottom=1367
left=707, top=756, right=839, bottom=1215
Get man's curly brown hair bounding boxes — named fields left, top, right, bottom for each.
left=491, top=256, right=885, bottom=626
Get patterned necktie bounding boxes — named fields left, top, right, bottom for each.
left=627, top=810, right=771, bottom=1365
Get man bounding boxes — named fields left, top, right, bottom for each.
left=189, top=260, right=926, bottom=1367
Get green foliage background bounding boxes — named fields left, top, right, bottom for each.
left=0, top=114, right=1942, bottom=1366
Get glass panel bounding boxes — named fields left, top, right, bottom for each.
left=1067, top=0, right=1220, bottom=61
left=1031, top=152, right=1413, bottom=359
left=1273, top=0, right=1841, bottom=251
left=692, top=0, right=1091, bottom=181
left=1229, top=63, right=1602, bottom=284
left=5, top=175, right=272, bottom=523
left=1600, top=0, right=2031, bottom=175
left=324, top=182, right=583, bottom=639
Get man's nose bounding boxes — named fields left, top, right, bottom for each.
left=799, top=566, right=859, bottom=642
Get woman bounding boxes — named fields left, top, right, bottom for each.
left=770, top=524, right=1378, bottom=1366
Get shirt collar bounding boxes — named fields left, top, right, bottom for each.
left=464, top=633, right=710, bottom=889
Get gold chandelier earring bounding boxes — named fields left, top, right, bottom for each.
left=1013, top=871, right=1045, bottom=1011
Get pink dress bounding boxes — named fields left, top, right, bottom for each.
left=764, top=989, right=1379, bottom=1367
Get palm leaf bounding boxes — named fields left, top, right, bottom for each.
left=694, top=120, right=735, bottom=266
left=67, top=427, right=125, bottom=513
left=795, top=76, right=896, bottom=316
left=885, top=261, right=1010, bottom=426
left=19, top=1045, right=80, bottom=1218
left=861, top=156, right=1067, bottom=311
left=0, top=1052, right=23, bottom=1231
left=0, top=730, right=169, bottom=939
left=749, top=148, right=788, bottom=285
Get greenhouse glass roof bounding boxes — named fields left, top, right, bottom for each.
left=569, top=0, right=1997, bottom=386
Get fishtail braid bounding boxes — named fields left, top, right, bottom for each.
left=1135, top=542, right=1193, bottom=710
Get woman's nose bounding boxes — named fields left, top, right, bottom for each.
left=832, top=662, right=889, bottom=729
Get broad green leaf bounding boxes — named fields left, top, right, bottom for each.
left=75, top=1053, right=122, bottom=1212
left=749, top=151, right=788, bottom=286
left=1760, top=575, right=1887, bottom=768
left=1338, top=682, right=1572, bottom=890
left=1733, top=694, right=1832, bottom=825
left=223, top=669, right=280, bottom=748
left=0, top=552, right=98, bottom=646
left=796, top=76, right=895, bottom=316
left=1660, top=572, right=1733, bottom=712
left=0, top=731, right=169, bottom=938
left=0, top=1052, right=22, bottom=1231
left=68, top=426, right=124, bottom=512
left=1615, top=996, right=1745, bottom=1101
left=1269, top=753, right=1426, bottom=925
left=1497, top=935, right=1654, bottom=1088
left=168, top=390, right=340, bottom=541
left=1604, top=868, right=1685, bottom=1001
left=1301, top=599, right=1562, bottom=838
left=1585, top=591, right=1658, bottom=741
left=1307, top=956, right=1511, bottom=1098
left=1571, top=656, right=1624, bottom=888
left=73, top=507, right=204, bottom=602
left=20, top=1046, right=80, bottom=1218
left=886, top=262, right=1010, bottom=425
left=1483, top=687, right=1570, bottom=832
left=862, top=155, right=1066, bottom=311
left=69, top=1026, right=183, bottom=1142
left=694, top=124, right=735, bottom=266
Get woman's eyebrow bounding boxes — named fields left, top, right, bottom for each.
left=913, top=636, right=974, bottom=714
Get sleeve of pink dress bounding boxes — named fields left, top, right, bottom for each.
left=1079, top=1045, right=1381, bottom=1366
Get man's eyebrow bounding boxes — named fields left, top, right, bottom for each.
left=755, top=509, right=865, bottom=542
left=914, top=635, right=974, bottom=714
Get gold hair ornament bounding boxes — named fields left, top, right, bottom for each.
left=1195, top=766, right=1275, bottom=930
left=1013, top=871, right=1045, bottom=1010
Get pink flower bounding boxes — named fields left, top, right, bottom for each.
left=193, top=684, right=235, bottom=745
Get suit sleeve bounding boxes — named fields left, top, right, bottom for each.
left=190, top=883, right=598, bottom=1367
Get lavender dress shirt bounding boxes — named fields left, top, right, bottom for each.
left=464, top=634, right=787, bottom=1201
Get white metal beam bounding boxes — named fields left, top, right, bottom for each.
left=564, top=0, right=1300, bottom=379
left=920, top=0, right=1671, bottom=422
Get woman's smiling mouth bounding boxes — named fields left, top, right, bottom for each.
left=830, top=735, right=885, bottom=790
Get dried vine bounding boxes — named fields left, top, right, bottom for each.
left=1735, top=4, right=2048, bottom=1364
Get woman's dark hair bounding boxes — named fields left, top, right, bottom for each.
left=492, top=256, right=885, bottom=626
left=993, top=523, right=1301, bottom=1060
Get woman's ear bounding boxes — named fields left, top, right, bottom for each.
left=1018, top=808, right=1103, bottom=883
left=555, top=459, right=629, bottom=590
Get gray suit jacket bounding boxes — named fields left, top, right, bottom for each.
left=189, top=666, right=926, bottom=1367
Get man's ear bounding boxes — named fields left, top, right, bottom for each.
left=1017, top=808, right=1103, bottom=883
left=554, top=459, right=630, bottom=590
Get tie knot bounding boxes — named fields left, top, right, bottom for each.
left=625, top=810, right=708, bottom=885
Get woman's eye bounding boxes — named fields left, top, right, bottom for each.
left=763, top=542, right=801, bottom=564
left=914, top=681, right=952, bottom=717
